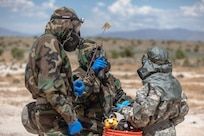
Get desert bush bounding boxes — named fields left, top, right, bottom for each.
left=196, top=58, right=204, bottom=66
left=13, top=78, right=20, bottom=83
left=0, top=49, right=3, bottom=56
left=0, top=41, right=6, bottom=48
left=183, top=57, right=191, bottom=67
left=194, top=44, right=200, bottom=53
left=6, top=73, right=12, bottom=77
left=111, top=50, right=120, bottom=59
left=11, top=47, right=24, bottom=60
left=175, top=48, right=186, bottom=59
left=120, top=47, right=134, bottom=58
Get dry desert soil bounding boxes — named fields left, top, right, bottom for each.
left=0, top=37, right=204, bottom=135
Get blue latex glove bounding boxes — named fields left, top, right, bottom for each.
left=116, top=100, right=131, bottom=111
left=67, top=118, right=83, bottom=135
left=74, top=80, right=85, bottom=97
left=91, top=56, right=107, bottom=73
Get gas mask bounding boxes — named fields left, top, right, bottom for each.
left=50, top=15, right=85, bottom=52
left=137, top=55, right=172, bottom=80
left=137, top=55, right=156, bottom=80
left=63, top=31, right=84, bottom=52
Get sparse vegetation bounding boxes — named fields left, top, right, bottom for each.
left=175, top=48, right=186, bottom=59
left=0, top=49, right=3, bottom=56
left=11, top=47, right=25, bottom=60
left=111, top=50, right=120, bottom=59
left=0, top=37, right=204, bottom=136
left=194, top=44, right=200, bottom=52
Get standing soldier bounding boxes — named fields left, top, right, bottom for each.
left=72, top=40, right=134, bottom=136
left=24, top=7, right=85, bottom=136
left=119, top=46, right=189, bottom=136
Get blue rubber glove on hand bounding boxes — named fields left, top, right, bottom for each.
left=116, top=100, right=131, bottom=111
left=91, top=56, right=107, bottom=73
left=74, top=80, right=85, bottom=97
left=67, top=118, right=83, bottom=135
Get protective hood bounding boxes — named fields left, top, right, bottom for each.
left=143, top=72, right=182, bottom=101
left=77, top=40, right=111, bottom=74
left=137, top=46, right=171, bottom=80
left=45, top=7, right=83, bottom=52
left=147, top=45, right=169, bottom=64
left=137, top=46, right=182, bottom=101
left=77, top=40, right=99, bottom=70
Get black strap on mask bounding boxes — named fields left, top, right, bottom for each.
left=50, top=15, right=84, bottom=23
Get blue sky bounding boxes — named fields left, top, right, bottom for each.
left=0, top=0, right=204, bottom=36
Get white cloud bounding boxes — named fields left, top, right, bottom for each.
left=87, top=0, right=204, bottom=33
left=42, top=0, right=56, bottom=10
left=108, top=0, right=135, bottom=16
left=180, top=0, right=204, bottom=17
left=0, top=0, right=56, bottom=18
left=97, top=2, right=105, bottom=7
left=0, top=0, right=34, bottom=12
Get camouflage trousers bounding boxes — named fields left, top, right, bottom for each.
left=35, top=104, right=104, bottom=136
left=79, top=117, right=103, bottom=136
left=35, top=104, right=69, bottom=136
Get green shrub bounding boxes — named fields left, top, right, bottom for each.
left=194, top=44, right=200, bottom=52
left=111, top=50, right=120, bottom=59
left=120, top=47, right=134, bottom=58
left=183, top=57, right=191, bottom=67
left=13, top=78, right=20, bottom=83
left=0, top=49, right=3, bottom=56
left=175, top=48, right=185, bottom=59
left=11, top=47, right=24, bottom=60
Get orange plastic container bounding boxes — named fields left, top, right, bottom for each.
left=103, top=128, right=143, bottom=136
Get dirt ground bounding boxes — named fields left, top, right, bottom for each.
left=0, top=63, right=204, bottom=136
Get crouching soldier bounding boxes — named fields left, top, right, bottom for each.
left=119, top=46, right=189, bottom=136
left=72, top=40, right=134, bottom=136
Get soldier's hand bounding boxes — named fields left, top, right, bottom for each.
left=119, top=106, right=133, bottom=120
left=74, top=80, right=85, bottom=97
left=91, top=56, right=107, bottom=73
left=67, top=118, right=83, bottom=135
left=116, top=100, right=131, bottom=111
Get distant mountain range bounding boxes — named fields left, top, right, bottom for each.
left=0, top=27, right=203, bottom=41
left=100, top=28, right=204, bottom=42
left=0, top=27, right=36, bottom=37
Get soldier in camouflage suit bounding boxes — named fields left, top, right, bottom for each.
left=24, top=7, right=85, bottom=136
left=72, top=40, right=134, bottom=136
left=119, top=46, right=189, bottom=136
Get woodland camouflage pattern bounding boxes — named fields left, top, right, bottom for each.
left=25, top=7, right=80, bottom=136
left=72, top=41, right=134, bottom=135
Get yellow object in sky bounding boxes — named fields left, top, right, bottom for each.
left=102, top=22, right=111, bottom=30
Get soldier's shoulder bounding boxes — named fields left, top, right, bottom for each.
left=137, top=83, right=162, bottom=96
left=38, top=34, right=58, bottom=43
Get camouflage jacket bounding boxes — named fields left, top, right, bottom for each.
left=125, top=82, right=189, bottom=136
left=72, top=67, right=134, bottom=120
left=25, top=33, right=76, bottom=123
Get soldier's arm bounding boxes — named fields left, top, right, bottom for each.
left=171, top=92, right=189, bottom=125
left=128, top=83, right=162, bottom=128
left=37, top=37, right=76, bottom=123
left=73, top=67, right=98, bottom=99
left=113, top=77, right=134, bottom=104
